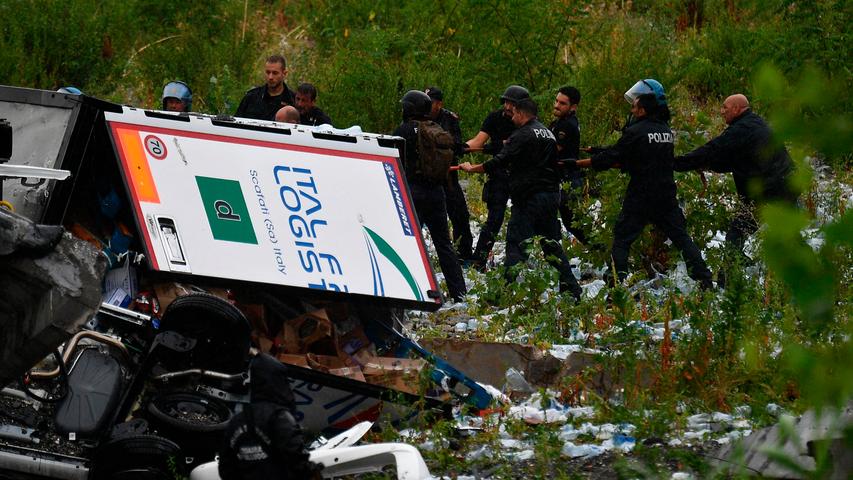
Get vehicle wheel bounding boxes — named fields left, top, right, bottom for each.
left=90, top=434, right=183, bottom=480
left=158, top=293, right=250, bottom=373
left=147, top=392, right=232, bottom=434
left=146, top=391, right=232, bottom=465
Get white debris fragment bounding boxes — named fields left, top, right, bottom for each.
left=683, top=429, right=710, bottom=441
left=583, top=279, right=606, bottom=299
left=558, top=424, right=579, bottom=441
left=561, top=441, right=605, bottom=458
left=548, top=344, right=583, bottom=359
left=465, top=444, right=492, bottom=461
left=566, top=406, right=596, bottom=420
left=509, top=449, right=535, bottom=461
left=507, top=405, right=567, bottom=424
left=766, top=403, right=783, bottom=417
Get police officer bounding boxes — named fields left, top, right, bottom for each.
left=461, top=98, right=582, bottom=300
left=674, top=93, right=796, bottom=253
left=162, top=81, right=192, bottom=112
left=393, top=90, right=467, bottom=303
left=464, top=85, right=528, bottom=270
left=219, top=353, right=322, bottom=480
left=550, top=86, right=588, bottom=244
left=584, top=83, right=713, bottom=290
left=235, top=54, right=296, bottom=120
left=295, top=83, right=332, bottom=126
left=425, top=86, right=473, bottom=262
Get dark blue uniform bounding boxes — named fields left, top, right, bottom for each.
left=675, top=109, right=796, bottom=251
left=592, top=117, right=712, bottom=287
left=434, top=108, right=474, bottom=260
left=471, top=109, right=515, bottom=267
left=219, top=354, right=321, bottom=480
left=483, top=118, right=582, bottom=299
left=235, top=84, right=296, bottom=121
left=550, top=112, right=588, bottom=244
left=393, top=120, right=467, bottom=302
left=299, top=106, right=332, bottom=127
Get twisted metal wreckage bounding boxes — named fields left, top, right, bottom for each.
left=0, top=85, right=495, bottom=479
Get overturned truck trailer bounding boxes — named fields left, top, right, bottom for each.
left=0, top=86, right=490, bottom=479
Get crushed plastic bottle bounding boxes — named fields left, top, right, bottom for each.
left=504, top=367, right=534, bottom=393
left=561, top=442, right=605, bottom=458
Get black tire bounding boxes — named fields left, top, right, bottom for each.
left=90, top=435, right=183, bottom=480
left=147, top=392, right=232, bottom=434
left=158, top=293, right=251, bottom=373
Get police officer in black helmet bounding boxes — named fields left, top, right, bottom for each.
left=393, top=90, right=467, bottom=303
left=461, top=98, right=583, bottom=301
left=425, top=86, right=474, bottom=262
left=463, top=85, right=528, bottom=270
left=583, top=83, right=713, bottom=290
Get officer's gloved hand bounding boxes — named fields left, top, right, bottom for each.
left=454, top=142, right=467, bottom=156
left=482, top=142, right=501, bottom=155
left=583, top=146, right=606, bottom=155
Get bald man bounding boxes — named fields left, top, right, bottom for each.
left=275, top=105, right=300, bottom=123
left=675, top=94, right=796, bottom=253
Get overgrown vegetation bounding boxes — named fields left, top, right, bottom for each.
left=2, top=0, right=851, bottom=477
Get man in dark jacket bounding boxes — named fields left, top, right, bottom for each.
left=295, top=83, right=332, bottom=126
left=550, top=86, right=588, bottom=244
left=219, top=353, right=322, bottom=480
left=463, top=85, right=528, bottom=270
left=674, top=94, right=796, bottom=252
left=426, top=86, right=473, bottom=262
left=235, top=54, right=296, bottom=121
left=461, top=98, right=582, bottom=300
left=393, top=90, right=467, bottom=303
left=587, top=93, right=713, bottom=290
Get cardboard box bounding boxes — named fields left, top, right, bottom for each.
left=335, top=323, right=375, bottom=367
left=361, top=356, right=427, bottom=376
left=102, top=260, right=137, bottom=306
left=278, top=309, right=334, bottom=354
left=277, top=353, right=309, bottom=368
left=361, top=356, right=427, bottom=395
left=257, top=336, right=274, bottom=354
left=241, top=303, right=268, bottom=337
left=306, top=353, right=345, bottom=372
left=153, top=282, right=193, bottom=312
left=327, top=366, right=366, bottom=382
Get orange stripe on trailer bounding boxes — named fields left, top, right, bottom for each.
left=117, top=128, right=160, bottom=204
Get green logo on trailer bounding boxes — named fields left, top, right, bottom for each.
left=196, top=176, right=258, bottom=244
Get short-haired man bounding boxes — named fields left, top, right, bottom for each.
left=235, top=54, right=296, bottom=121
left=586, top=90, right=713, bottom=290
left=674, top=94, right=796, bottom=252
left=550, top=86, right=588, bottom=244
left=295, top=83, right=332, bottom=126
left=425, top=86, right=473, bottom=262
left=461, top=98, right=582, bottom=301
left=463, top=85, right=528, bottom=270
left=274, top=105, right=301, bottom=123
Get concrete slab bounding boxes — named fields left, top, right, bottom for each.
left=0, top=210, right=106, bottom=387
left=712, top=403, right=852, bottom=479
left=419, top=339, right=540, bottom=389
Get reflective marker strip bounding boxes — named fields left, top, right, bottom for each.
left=117, top=128, right=160, bottom=204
